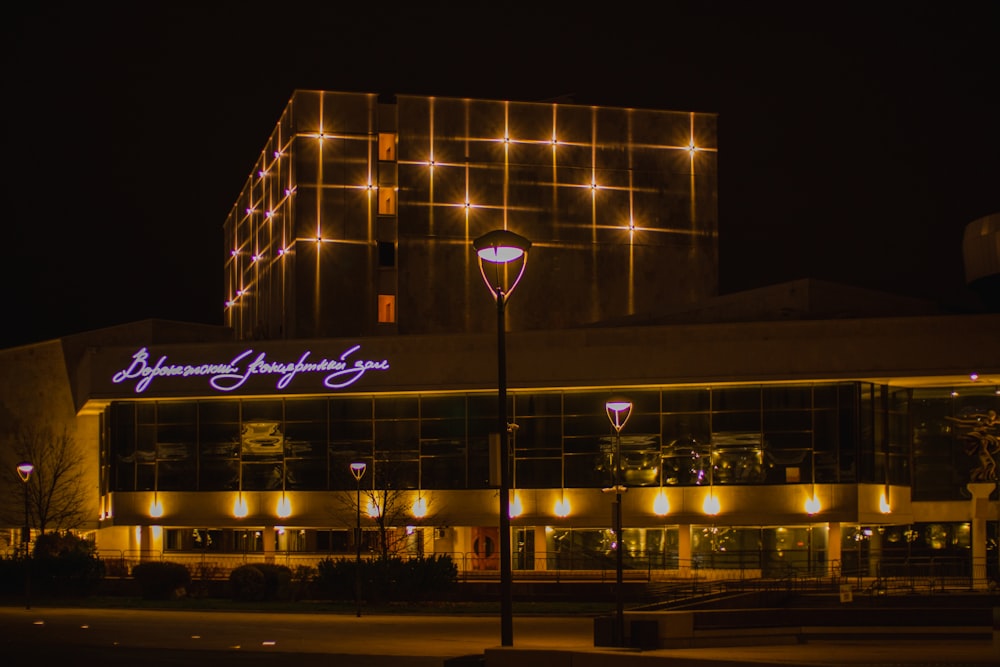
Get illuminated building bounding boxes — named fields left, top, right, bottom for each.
left=223, top=90, right=719, bottom=340
left=1, top=91, right=997, bottom=588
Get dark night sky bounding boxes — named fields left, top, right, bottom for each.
left=2, top=2, right=998, bottom=349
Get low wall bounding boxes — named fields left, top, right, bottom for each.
left=596, top=607, right=996, bottom=649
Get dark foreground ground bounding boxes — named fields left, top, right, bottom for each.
left=1, top=598, right=997, bottom=667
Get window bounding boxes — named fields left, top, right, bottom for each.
left=378, top=133, right=396, bottom=161
left=378, top=188, right=396, bottom=215
left=378, top=240, right=395, bottom=267
left=378, top=294, right=395, bottom=323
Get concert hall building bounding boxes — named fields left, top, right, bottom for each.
left=2, top=91, right=998, bottom=586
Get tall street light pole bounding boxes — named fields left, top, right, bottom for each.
left=17, top=461, right=34, bottom=610
left=473, top=228, right=531, bottom=648
left=605, top=398, right=632, bottom=647
left=349, top=461, right=367, bottom=618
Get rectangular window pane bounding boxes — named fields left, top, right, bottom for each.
left=286, top=459, right=327, bottom=490
left=421, top=454, right=465, bottom=489
left=157, top=460, right=197, bottom=491
left=375, top=396, right=418, bottom=419
left=515, top=393, right=562, bottom=416
left=663, top=388, right=710, bottom=412
left=713, top=387, right=761, bottom=411
left=564, top=452, right=602, bottom=487
left=515, top=458, right=561, bottom=489
left=378, top=293, right=396, bottom=322
left=157, top=401, right=198, bottom=423
left=200, top=460, right=239, bottom=490
left=421, top=395, right=467, bottom=419
left=242, top=462, right=284, bottom=490
left=330, top=397, right=372, bottom=420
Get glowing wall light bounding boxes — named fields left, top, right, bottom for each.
left=653, top=490, right=670, bottom=516
left=149, top=496, right=164, bottom=519
left=509, top=494, right=523, bottom=518
left=879, top=491, right=891, bottom=514
left=702, top=492, right=720, bottom=516
left=277, top=495, right=292, bottom=519
left=366, top=499, right=379, bottom=519
left=554, top=496, right=571, bottom=518
left=234, top=494, right=248, bottom=518
left=412, top=495, right=428, bottom=518
left=805, top=494, right=821, bottom=515
left=703, top=439, right=720, bottom=515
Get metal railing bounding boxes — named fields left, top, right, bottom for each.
left=91, top=548, right=996, bottom=595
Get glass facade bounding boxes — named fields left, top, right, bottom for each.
left=107, top=382, right=996, bottom=499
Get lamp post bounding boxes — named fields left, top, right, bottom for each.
left=349, top=461, right=367, bottom=618
left=17, top=461, right=34, bottom=610
left=473, top=228, right=531, bottom=647
left=605, top=398, right=632, bottom=647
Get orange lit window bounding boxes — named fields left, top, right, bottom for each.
left=378, top=133, right=396, bottom=161
left=378, top=294, right=395, bottom=323
left=378, top=189, right=396, bottom=215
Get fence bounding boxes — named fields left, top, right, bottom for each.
left=92, top=549, right=993, bottom=599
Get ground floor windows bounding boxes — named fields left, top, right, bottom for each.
left=100, top=520, right=994, bottom=588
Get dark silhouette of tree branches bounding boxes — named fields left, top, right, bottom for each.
left=3, top=425, right=89, bottom=534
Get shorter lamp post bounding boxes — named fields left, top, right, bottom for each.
left=350, top=461, right=367, bottom=618
left=605, top=398, right=632, bottom=647
left=17, top=461, right=34, bottom=610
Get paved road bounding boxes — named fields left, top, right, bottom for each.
left=0, top=606, right=996, bottom=666
left=1, top=606, right=583, bottom=666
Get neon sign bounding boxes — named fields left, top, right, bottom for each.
left=112, top=345, right=390, bottom=394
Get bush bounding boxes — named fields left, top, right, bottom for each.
left=313, top=555, right=458, bottom=602
left=0, top=556, right=29, bottom=595
left=314, top=557, right=357, bottom=601
left=131, top=561, right=191, bottom=600
left=229, top=564, right=266, bottom=601
left=30, top=532, right=105, bottom=597
left=400, top=554, right=458, bottom=600
left=291, top=565, right=316, bottom=600
left=229, top=563, right=293, bottom=601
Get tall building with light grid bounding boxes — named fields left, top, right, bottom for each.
left=223, top=91, right=718, bottom=341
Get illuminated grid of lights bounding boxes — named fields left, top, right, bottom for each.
left=223, top=91, right=719, bottom=341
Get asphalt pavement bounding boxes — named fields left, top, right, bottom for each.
left=0, top=606, right=996, bottom=667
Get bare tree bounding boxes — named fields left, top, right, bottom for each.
left=4, top=425, right=89, bottom=534
left=336, top=453, right=430, bottom=562
left=363, top=485, right=418, bottom=561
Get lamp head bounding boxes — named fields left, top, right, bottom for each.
left=605, top=397, right=632, bottom=433
left=16, top=461, right=34, bottom=483
left=349, top=461, right=367, bottom=481
left=473, top=229, right=531, bottom=299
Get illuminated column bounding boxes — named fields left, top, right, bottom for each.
left=139, top=526, right=155, bottom=561
left=967, top=482, right=996, bottom=590
left=678, top=524, right=692, bottom=575
left=534, top=526, right=547, bottom=571
left=827, top=522, right=842, bottom=577
left=869, top=529, right=883, bottom=578
left=263, top=526, right=276, bottom=563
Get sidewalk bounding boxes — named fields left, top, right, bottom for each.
left=484, top=639, right=1000, bottom=666
left=0, top=606, right=996, bottom=666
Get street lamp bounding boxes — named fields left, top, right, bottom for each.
left=17, top=461, right=34, bottom=610
left=349, top=461, right=367, bottom=618
left=473, top=228, right=531, bottom=647
left=605, top=398, right=632, bottom=646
